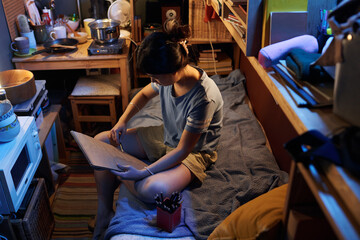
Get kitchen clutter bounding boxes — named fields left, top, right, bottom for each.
left=10, top=0, right=132, bottom=57
left=10, top=0, right=85, bottom=57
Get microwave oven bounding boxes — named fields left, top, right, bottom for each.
left=0, top=116, right=42, bottom=215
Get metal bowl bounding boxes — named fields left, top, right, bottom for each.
left=0, top=69, right=36, bottom=105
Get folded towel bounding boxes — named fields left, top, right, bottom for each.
left=286, top=48, right=330, bottom=83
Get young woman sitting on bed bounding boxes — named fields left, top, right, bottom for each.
left=92, top=19, right=224, bottom=239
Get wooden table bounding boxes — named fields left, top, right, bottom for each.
left=12, top=39, right=130, bottom=111
left=239, top=54, right=359, bottom=240
left=35, top=104, right=67, bottom=195
left=239, top=54, right=350, bottom=172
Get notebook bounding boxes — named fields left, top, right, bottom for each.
left=70, top=130, right=147, bottom=171
left=269, top=11, right=308, bottom=45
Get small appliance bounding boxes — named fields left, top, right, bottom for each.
left=0, top=116, right=42, bottom=215
left=88, top=38, right=124, bottom=55
left=13, top=80, right=48, bottom=129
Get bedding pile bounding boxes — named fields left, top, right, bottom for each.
left=105, top=70, right=289, bottom=240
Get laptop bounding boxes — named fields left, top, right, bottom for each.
left=70, top=130, right=147, bottom=171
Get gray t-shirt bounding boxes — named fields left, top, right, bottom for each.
left=151, top=68, right=223, bottom=153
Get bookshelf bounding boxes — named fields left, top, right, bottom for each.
left=189, top=42, right=238, bottom=76
left=208, top=0, right=263, bottom=56
left=189, top=0, right=233, bottom=43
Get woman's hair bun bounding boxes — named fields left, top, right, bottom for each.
left=163, top=19, right=191, bottom=42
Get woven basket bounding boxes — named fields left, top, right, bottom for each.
left=189, top=0, right=232, bottom=42
left=10, top=179, right=54, bottom=240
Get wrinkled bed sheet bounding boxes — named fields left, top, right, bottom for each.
left=105, top=70, right=289, bottom=240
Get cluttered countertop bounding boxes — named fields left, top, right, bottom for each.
left=7, top=0, right=131, bottom=63
left=12, top=38, right=129, bottom=63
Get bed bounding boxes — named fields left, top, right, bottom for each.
left=104, top=70, right=289, bottom=240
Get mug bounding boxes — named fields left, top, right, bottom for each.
left=83, top=18, right=95, bottom=37
left=20, top=31, right=37, bottom=49
left=50, top=26, right=67, bottom=40
left=10, top=37, right=30, bottom=54
left=33, top=24, right=48, bottom=44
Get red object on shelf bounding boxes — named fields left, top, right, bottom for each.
left=156, top=204, right=182, bottom=232
left=204, top=5, right=220, bottom=23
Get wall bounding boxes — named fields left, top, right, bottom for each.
left=0, top=1, right=14, bottom=71
left=54, top=0, right=77, bottom=17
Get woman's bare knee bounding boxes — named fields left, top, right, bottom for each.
left=94, top=131, right=111, bottom=143
left=135, top=178, right=175, bottom=203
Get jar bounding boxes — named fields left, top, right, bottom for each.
left=0, top=89, right=20, bottom=142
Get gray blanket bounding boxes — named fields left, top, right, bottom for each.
left=105, top=70, right=288, bottom=240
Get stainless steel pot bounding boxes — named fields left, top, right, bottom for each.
left=89, top=19, right=121, bottom=44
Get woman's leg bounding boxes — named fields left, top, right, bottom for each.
left=93, top=129, right=147, bottom=239
left=123, top=163, right=194, bottom=203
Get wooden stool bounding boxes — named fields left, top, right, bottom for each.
left=69, top=74, right=120, bottom=133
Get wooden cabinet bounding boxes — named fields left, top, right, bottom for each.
left=208, top=0, right=263, bottom=56
left=284, top=160, right=360, bottom=240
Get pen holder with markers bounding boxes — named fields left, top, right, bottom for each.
left=155, top=192, right=182, bottom=232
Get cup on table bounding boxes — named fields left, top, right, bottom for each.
left=20, top=30, right=37, bottom=49
left=33, top=24, right=49, bottom=44
left=50, top=26, right=67, bottom=40
left=10, top=37, right=30, bottom=54
left=83, top=18, right=95, bottom=38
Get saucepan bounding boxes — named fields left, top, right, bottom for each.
left=88, top=19, right=121, bottom=44
left=32, top=38, right=79, bottom=55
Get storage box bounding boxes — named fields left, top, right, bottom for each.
left=156, top=204, right=182, bottom=233
left=10, top=178, right=54, bottom=240
left=333, top=34, right=360, bottom=127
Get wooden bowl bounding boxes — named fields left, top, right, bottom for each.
left=0, top=69, right=36, bottom=105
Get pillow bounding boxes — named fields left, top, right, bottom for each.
left=258, top=35, right=318, bottom=68
left=208, top=184, right=288, bottom=240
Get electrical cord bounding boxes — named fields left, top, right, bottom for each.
left=121, top=36, right=139, bottom=63
left=203, top=0, right=217, bottom=75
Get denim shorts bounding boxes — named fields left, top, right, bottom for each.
left=136, top=125, right=217, bottom=182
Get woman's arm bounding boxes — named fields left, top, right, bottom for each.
left=119, top=83, right=158, bottom=123
left=113, top=129, right=201, bottom=180
left=145, top=129, right=202, bottom=174
left=109, top=83, right=158, bottom=144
